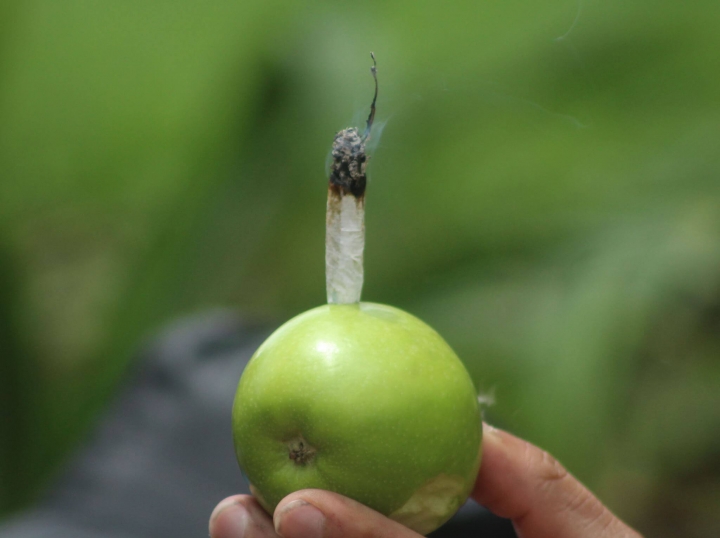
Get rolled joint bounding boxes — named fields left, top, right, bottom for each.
left=326, top=104, right=373, bottom=304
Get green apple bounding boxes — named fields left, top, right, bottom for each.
left=232, top=302, right=482, bottom=535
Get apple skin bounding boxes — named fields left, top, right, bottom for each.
left=232, top=302, right=482, bottom=534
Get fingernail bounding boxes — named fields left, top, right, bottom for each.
left=209, top=499, right=248, bottom=538
left=274, top=499, right=326, bottom=538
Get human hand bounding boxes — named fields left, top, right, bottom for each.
left=209, top=423, right=642, bottom=538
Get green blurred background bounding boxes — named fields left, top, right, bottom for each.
left=1, top=0, right=719, bottom=536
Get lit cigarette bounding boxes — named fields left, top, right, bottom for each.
left=326, top=53, right=378, bottom=304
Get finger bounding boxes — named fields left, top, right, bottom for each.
left=210, top=494, right=279, bottom=538
left=273, top=489, right=422, bottom=538
left=473, top=423, right=642, bottom=538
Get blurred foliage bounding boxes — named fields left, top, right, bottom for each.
left=1, top=0, right=719, bottom=535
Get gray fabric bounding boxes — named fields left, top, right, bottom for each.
left=0, top=311, right=515, bottom=538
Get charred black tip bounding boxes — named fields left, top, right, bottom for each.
left=329, top=127, right=367, bottom=198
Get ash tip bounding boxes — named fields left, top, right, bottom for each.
left=329, top=127, right=367, bottom=197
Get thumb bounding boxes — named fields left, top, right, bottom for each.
left=273, top=489, right=422, bottom=538
left=473, top=423, right=642, bottom=538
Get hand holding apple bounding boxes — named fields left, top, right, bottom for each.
left=221, top=55, right=642, bottom=538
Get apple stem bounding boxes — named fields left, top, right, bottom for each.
left=326, top=53, right=378, bottom=305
